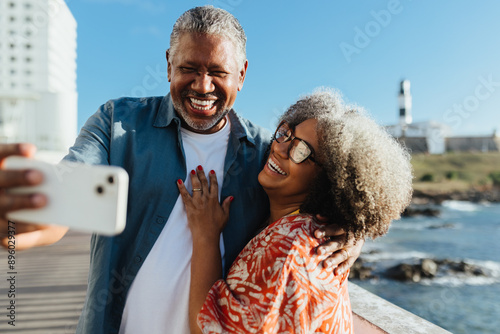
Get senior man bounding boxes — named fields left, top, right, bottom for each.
left=0, top=6, right=363, bottom=333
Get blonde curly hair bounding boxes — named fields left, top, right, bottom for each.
left=279, top=88, right=413, bottom=241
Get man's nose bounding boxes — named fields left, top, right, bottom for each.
left=191, top=73, right=215, bottom=94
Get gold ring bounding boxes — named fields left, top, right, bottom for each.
left=192, top=188, right=202, bottom=192
left=344, top=249, right=350, bottom=259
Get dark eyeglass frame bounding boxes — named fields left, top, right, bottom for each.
left=273, top=121, right=320, bottom=165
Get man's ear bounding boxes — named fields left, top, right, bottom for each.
left=166, top=50, right=172, bottom=82
left=237, top=60, right=248, bottom=91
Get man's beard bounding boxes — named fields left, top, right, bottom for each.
left=173, top=91, right=231, bottom=132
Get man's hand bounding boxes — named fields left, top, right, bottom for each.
left=0, top=143, right=68, bottom=250
left=314, top=215, right=364, bottom=275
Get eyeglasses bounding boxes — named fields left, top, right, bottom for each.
left=273, top=121, right=320, bottom=165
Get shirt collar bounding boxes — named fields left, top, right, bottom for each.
left=153, top=93, right=256, bottom=146
left=153, top=93, right=178, bottom=128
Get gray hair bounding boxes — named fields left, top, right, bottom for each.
left=281, top=88, right=413, bottom=241
left=169, top=6, right=247, bottom=69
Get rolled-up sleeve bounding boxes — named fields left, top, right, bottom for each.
left=63, top=101, right=113, bottom=165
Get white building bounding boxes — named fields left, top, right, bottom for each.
left=0, top=0, right=77, bottom=155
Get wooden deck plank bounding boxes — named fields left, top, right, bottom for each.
left=0, top=231, right=91, bottom=333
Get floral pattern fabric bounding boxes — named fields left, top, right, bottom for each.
left=198, top=214, right=353, bottom=333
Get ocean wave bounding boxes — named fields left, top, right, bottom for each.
left=420, top=275, right=499, bottom=287
left=361, top=250, right=430, bottom=262
left=390, top=220, right=461, bottom=231
left=441, top=200, right=480, bottom=211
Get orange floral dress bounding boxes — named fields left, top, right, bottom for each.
left=198, top=213, right=353, bottom=333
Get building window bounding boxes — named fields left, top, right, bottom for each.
left=10, top=56, right=16, bottom=62
left=26, top=70, right=32, bottom=75
left=9, top=17, right=16, bottom=22
left=25, top=3, right=32, bottom=9
left=10, top=69, right=16, bottom=75
left=25, top=57, right=32, bottom=63
left=9, top=44, right=15, bottom=49
left=25, top=16, right=32, bottom=23
left=25, top=44, right=32, bottom=50
left=9, top=2, right=15, bottom=8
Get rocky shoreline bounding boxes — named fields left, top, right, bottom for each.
left=412, top=188, right=500, bottom=205
left=350, top=256, right=492, bottom=283
left=402, top=188, right=500, bottom=217
left=350, top=187, right=500, bottom=282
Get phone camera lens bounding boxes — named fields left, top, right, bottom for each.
left=108, top=176, right=114, bottom=184
left=96, top=185, right=104, bottom=194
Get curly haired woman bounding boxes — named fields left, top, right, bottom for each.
left=177, top=88, right=413, bottom=333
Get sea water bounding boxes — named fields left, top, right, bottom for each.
left=352, top=201, right=500, bottom=334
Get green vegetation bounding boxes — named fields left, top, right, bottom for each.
left=411, top=152, right=500, bottom=193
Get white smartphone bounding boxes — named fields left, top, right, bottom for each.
left=4, top=157, right=129, bottom=236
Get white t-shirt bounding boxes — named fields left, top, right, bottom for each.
left=119, top=118, right=230, bottom=334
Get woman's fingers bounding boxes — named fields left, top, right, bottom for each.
left=221, top=195, right=233, bottom=215
left=195, top=165, right=209, bottom=194
left=189, top=168, right=203, bottom=196
left=208, top=170, right=219, bottom=198
left=176, top=178, right=192, bottom=205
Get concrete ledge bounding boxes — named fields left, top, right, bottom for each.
left=349, top=282, right=452, bottom=334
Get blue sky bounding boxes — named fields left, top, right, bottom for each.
left=67, top=0, right=500, bottom=136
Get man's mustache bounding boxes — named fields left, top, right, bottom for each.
left=181, top=90, right=224, bottom=100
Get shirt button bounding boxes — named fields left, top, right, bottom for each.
left=134, top=256, right=142, bottom=263
left=156, top=217, right=165, bottom=224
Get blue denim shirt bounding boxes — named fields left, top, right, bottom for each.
left=64, top=94, right=271, bottom=334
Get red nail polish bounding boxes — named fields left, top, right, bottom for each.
left=230, top=196, right=234, bottom=202
left=191, top=170, right=196, bottom=175
left=197, top=165, right=203, bottom=171
left=210, top=170, right=215, bottom=175
left=177, top=179, right=182, bottom=185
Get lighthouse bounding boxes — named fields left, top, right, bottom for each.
left=398, top=80, right=412, bottom=128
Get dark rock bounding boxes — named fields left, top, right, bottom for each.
left=385, top=263, right=422, bottom=282
left=349, top=258, right=376, bottom=280
left=428, top=223, right=455, bottom=230
left=384, top=258, right=489, bottom=282
left=448, top=260, right=487, bottom=276
left=421, top=259, right=438, bottom=277
left=402, top=206, right=440, bottom=217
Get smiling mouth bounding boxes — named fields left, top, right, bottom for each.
left=189, top=97, right=216, bottom=111
left=267, top=158, right=287, bottom=175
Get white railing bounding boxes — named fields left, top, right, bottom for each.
left=349, top=282, right=452, bottom=334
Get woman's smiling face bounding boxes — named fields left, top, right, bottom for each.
left=258, top=119, right=322, bottom=205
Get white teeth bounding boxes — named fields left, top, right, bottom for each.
left=189, top=98, right=215, bottom=110
left=268, top=159, right=286, bottom=175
